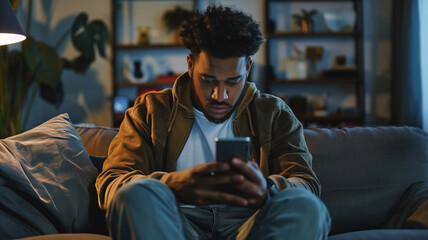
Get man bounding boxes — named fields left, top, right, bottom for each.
left=96, top=5, right=330, bottom=240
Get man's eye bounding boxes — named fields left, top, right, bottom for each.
left=226, top=79, right=240, bottom=86
left=202, top=78, right=215, bottom=84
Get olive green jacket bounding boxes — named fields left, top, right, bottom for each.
left=96, top=73, right=320, bottom=210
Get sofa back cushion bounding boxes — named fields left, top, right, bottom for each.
left=75, top=126, right=118, bottom=157
left=305, top=126, right=428, bottom=235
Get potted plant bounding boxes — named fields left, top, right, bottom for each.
left=0, top=0, right=108, bottom=138
left=292, top=9, right=318, bottom=33
left=162, top=6, right=192, bottom=43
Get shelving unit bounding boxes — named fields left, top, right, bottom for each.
left=111, top=0, right=195, bottom=127
left=264, top=0, right=364, bottom=128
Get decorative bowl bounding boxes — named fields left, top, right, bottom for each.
left=323, top=10, right=356, bottom=32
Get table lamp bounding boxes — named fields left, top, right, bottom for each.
left=0, top=0, right=26, bottom=46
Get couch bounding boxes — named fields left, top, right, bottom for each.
left=1, top=113, right=427, bottom=240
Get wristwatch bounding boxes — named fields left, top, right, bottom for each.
left=265, top=177, right=279, bottom=197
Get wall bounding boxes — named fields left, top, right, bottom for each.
left=15, top=0, right=112, bottom=129
left=363, top=0, right=392, bottom=125
left=14, top=0, right=391, bottom=128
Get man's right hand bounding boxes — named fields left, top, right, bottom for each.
left=159, top=162, right=248, bottom=206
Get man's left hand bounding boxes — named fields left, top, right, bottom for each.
left=227, top=158, right=268, bottom=208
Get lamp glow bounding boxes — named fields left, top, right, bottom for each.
left=0, top=0, right=26, bottom=46
left=0, top=33, right=26, bottom=46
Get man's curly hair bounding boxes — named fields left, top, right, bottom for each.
left=180, top=5, right=265, bottom=59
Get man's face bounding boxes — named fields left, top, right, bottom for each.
left=187, top=51, right=252, bottom=122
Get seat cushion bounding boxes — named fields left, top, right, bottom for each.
left=328, top=229, right=428, bottom=240
left=18, top=233, right=111, bottom=240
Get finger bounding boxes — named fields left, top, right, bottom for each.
left=246, top=196, right=267, bottom=208
left=230, top=158, right=262, bottom=184
left=198, top=173, right=245, bottom=189
left=229, top=179, right=265, bottom=198
left=195, top=162, right=231, bottom=175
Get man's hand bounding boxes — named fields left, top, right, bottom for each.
left=160, top=162, right=249, bottom=206
left=228, top=158, right=268, bottom=208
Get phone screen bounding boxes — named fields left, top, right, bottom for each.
left=215, top=137, right=251, bottom=162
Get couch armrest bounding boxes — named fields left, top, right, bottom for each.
left=386, top=182, right=428, bottom=229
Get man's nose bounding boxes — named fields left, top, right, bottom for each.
left=211, top=84, right=228, bottom=102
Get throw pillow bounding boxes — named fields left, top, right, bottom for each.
left=385, top=181, right=428, bottom=229
left=0, top=113, right=98, bottom=239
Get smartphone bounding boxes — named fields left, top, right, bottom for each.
left=215, top=137, right=251, bottom=162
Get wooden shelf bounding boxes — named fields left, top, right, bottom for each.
left=295, top=113, right=364, bottom=122
left=265, top=0, right=365, bottom=127
left=115, top=81, right=174, bottom=87
left=270, top=78, right=361, bottom=84
left=115, top=43, right=186, bottom=50
left=268, top=31, right=361, bottom=38
left=268, top=0, right=355, bottom=2
left=112, top=0, right=196, bottom=127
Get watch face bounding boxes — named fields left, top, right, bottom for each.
left=266, top=178, right=279, bottom=197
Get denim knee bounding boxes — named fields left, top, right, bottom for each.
left=111, top=178, right=175, bottom=207
left=107, top=178, right=186, bottom=240
left=272, top=188, right=331, bottom=228
left=273, top=188, right=328, bottom=216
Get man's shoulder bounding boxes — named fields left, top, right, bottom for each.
left=252, top=92, right=288, bottom=111
left=250, top=92, right=296, bottom=124
left=128, top=89, right=175, bottom=119
left=134, top=89, right=173, bottom=107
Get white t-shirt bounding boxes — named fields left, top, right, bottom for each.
left=174, top=107, right=236, bottom=171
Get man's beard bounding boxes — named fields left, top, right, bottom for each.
left=204, top=101, right=237, bottom=124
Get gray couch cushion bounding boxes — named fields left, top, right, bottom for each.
left=328, top=229, right=428, bottom=240
left=0, top=114, right=99, bottom=239
left=305, top=127, right=428, bottom=235
left=18, top=233, right=112, bottom=240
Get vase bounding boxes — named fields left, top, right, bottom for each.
left=124, top=57, right=148, bottom=83
left=300, top=19, right=314, bottom=33
left=133, top=60, right=144, bottom=79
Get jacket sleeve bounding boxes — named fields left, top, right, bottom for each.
left=267, top=101, right=321, bottom=197
left=95, top=95, right=169, bottom=210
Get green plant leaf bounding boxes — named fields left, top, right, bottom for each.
left=302, top=9, right=309, bottom=16
left=162, top=6, right=192, bottom=31
left=89, top=20, right=108, bottom=58
left=8, top=50, right=32, bottom=84
left=22, top=37, right=62, bottom=89
left=40, top=81, right=63, bottom=107
left=71, top=13, right=95, bottom=61
left=61, top=55, right=92, bottom=74
left=68, top=13, right=109, bottom=73
left=292, top=14, right=303, bottom=21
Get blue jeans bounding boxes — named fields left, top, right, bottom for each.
left=107, top=178, right=331, bottom=240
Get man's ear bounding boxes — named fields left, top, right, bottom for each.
left=246, top=58, right=253, bottom=77
left=187, top=54, right=193, bottom=77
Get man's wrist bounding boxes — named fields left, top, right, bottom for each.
left=265, top=177, right=279, bottom=197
